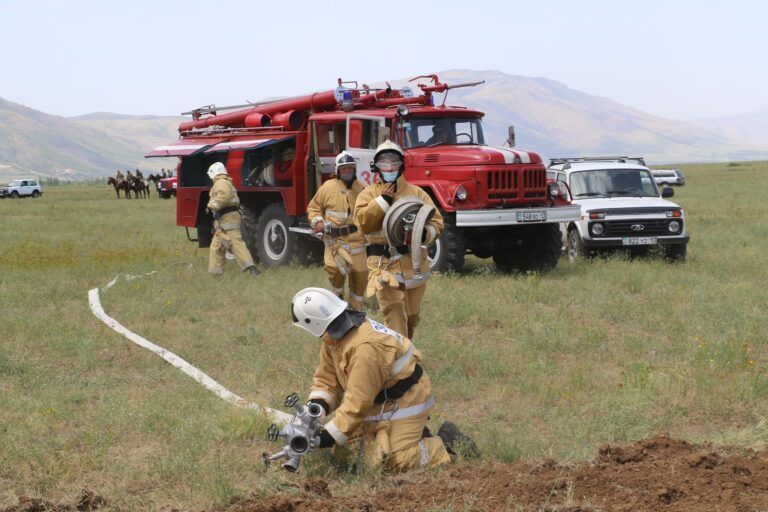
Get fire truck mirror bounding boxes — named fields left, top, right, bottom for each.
left=507, top=126, right=516, bottom=148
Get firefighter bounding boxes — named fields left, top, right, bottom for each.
left=205, top=162, right=260, bottom=277
left=306, top=151, right=368, bottom=310
left=291, top=287, right=477, bottom=472
left=354, top=141, right=443, bottom=338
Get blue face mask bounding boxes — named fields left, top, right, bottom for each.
left=381, top=171, right=399, bottom=183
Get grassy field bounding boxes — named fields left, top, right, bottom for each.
left=1, top=161, right=767, bottom=510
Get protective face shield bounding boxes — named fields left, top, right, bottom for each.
left=374, top=155, right=403, bottom=183
left=291, top=287, right=348, bottom=337
left=207, top=162, right=228, bottom=180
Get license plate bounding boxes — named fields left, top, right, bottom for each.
left=622, top=237, right=657, bottom=246
left=516, top=210, right=547, bottom=223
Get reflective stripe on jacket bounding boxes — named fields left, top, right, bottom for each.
left=308, top=318, right=433, bottom=445
left=207, top=175, right=241, bottom=230
left=306, top=178, right=365, bottom=246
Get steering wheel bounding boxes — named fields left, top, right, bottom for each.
left=456, top=132, right=472, bottom=142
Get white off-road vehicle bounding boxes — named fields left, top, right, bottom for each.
left=547, top=157, right=689, bottom=262
left=0, top=179, right=43, bottom=198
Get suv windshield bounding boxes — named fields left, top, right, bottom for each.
left=400, top=117, right=485, bottom=148
left=570, top=169, right=659, bottom=198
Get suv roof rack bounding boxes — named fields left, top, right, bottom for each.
left=549, top=156, right=646, bottom=169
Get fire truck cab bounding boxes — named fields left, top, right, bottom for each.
left=147, top=75, right=580, bottom=272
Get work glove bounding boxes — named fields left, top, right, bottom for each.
left=366, top=269, right=399, bottom=297
left=312, top=221, right=324, bottom=235
left=317, top=429, right=336, bottom=449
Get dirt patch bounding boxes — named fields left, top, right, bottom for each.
left=4, top=437, right=766, bottom=512
left=2, top=490, right=107, bottom=512
left=212, top=436, right=768, bottom=512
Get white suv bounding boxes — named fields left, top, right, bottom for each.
left=0, top=179, right=43, bottom=198
left=547, top=157, right=689, bottom=262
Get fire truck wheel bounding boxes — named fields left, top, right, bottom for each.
left=492, top=223, right=561, bottom=273
left=254, top=203, right=297, bottom=267
left=428, top=217, right=465, bottom=273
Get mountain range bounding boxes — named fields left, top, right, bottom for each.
left=1, top=69, right=766, bottom=180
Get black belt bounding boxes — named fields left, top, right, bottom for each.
left=374, top=364, right=423, bottom=404
left=366, top=243, right=409, bottom=257
left=329, top=225, right=358, bottom=237
left=213, top=205, right=239, bottom=219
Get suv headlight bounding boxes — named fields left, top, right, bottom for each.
left=591, top=222, right=604, bottom=236
left=455, top=185, right=468, bottom=202
left=668, top=220, right=681, bottom=233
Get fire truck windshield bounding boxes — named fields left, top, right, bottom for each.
left=400, top=117, right=485, bottom=148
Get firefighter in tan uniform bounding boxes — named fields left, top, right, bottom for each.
left=306, top=152, right=367, bottom=309
left=205, top=162, right=260, bottom=277
left=291, top=287, right=476, bottom=472
left=354, top=141, right=443, bottom=338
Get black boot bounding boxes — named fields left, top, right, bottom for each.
left=247, top=266, right=261, bottom=277
left=437, top=421, right=479, bottom=458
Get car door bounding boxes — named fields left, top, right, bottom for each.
left=20, top=180, right=30, bottom=195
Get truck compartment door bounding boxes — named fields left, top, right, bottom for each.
left=345, top=115, right=387, bottom=186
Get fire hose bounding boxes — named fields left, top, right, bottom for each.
left=382, top=196, right=436, bottom=281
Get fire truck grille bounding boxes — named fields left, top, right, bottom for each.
left=487, top=170, right=518, bottom=194
left=523, top=169, right=546, bottom=188
left=486, top=168, right=547, bottom=199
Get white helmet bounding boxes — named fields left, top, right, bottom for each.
left=207, top=162, right=228, bottom=180
left=335, top=151, right=357, bottom=175
left=291, top=287, right=348, bottom=337
left=373, top=140, right=404, bottom=162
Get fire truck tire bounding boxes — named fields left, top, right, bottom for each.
left=254, top=203, right=297, bottom=267
left=428, top=217, right=465, bottom=273
left=492, top=223, right=561, bottom=273
left=240, top=205, right=258, bottom=259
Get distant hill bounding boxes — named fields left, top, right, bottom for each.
left=1, top=70, right=767, bottom=180
left=0, top=98, right=181, bottom=181
left=689, top=107, right=768, bottom=150
left=430, top=70, right=768, bottom=163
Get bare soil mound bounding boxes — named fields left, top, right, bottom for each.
left=211, top=436, right=768, bottom=512
left=4, top=437, right=766, bottom=511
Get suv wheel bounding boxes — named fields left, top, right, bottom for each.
left=10, top=191, right=19, bottom=198
left=31, top=190, right=40, bottom=198
left=567, top=228, right=589, bottom=263
left=664, top=243, right=687, bottom=263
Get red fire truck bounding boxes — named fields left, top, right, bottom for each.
left=147, top=74, right=579, bottom=272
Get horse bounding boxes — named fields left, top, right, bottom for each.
left=107, top=176, right=131, bottom=199
left=131, top=178, right=150, bottom=199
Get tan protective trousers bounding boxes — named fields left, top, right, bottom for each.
left=375, top=283, right=427, bottom=338
left=325, top=246, right=368, bottom=310
left=361, top=410, right=451, bottom=472
left=208, top=229, right=255, bottom=274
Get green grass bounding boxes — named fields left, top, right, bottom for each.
left=1, top=161, right=767, bottom=509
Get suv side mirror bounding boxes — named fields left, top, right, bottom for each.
left=661, top=187, right=674, bottom=198
left=507, top=126, right=516, bottom=147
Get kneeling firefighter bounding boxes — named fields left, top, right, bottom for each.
left=306, top=151, right=368, bottom=309
left=291, top=287, right=477, bottom=472
left=206, top=162, right=260, bottom=277
left=354, top=141, right=443, bottom=338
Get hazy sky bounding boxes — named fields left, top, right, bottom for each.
left=1, top=0, right=766, bottom=119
